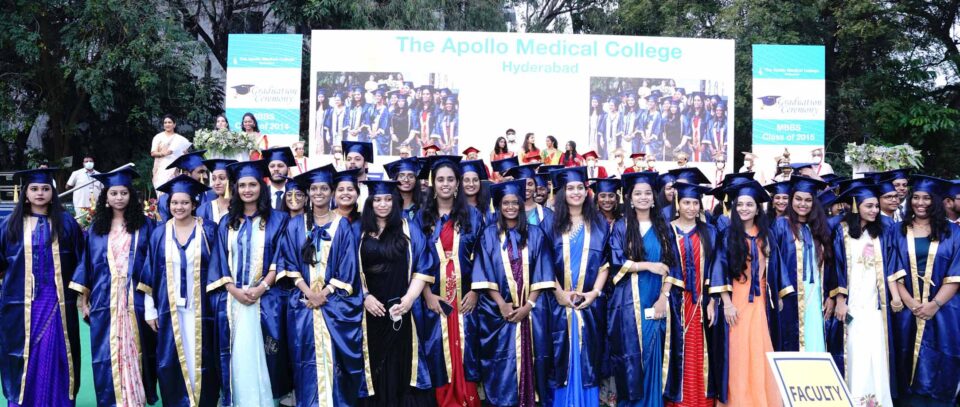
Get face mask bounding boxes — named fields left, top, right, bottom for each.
left=84, top=162, right=95, bottom=170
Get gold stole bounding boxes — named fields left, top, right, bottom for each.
left=906, top=226, right=938, bottom=384
left=107, top=229, right=140, bottom=405
left=434, top=223, right=461, bottom=382
left=498, top=232, right=531, bottom=391
left=164, top=219, right=205, bottom=406
left=561, top=224, right=591, bottom=388
left=310, top=214, right=341, bottom=403
left=840, top=225, right=889, bottom=387
left=670, top=223, right=709, bottom=396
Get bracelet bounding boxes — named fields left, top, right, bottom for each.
left=527, top=300, right=536, bottom=309
left=933, top=298, right=943, bottom=308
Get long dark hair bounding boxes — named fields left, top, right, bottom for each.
left=419, top=162, right=472, bottom=237
left=674, top=196, right=713, bottom=255
left=785, top=192, right=834, bottom=267
left=91, top=186, right=146, bottom=235
left=242, top=112, right=260, bottom=132
left=725, top=197, right=771, bottom=282
left=336, top=180, right=361, bottom=221
left=227, top=177, right=272, bottom=230
left=657, top=183, right=675, bottom=218
left=552, top=185, right=598, bottom=237
left=595, top=192, right=623, bottom=222
left=623, top=186, right=676, bottom=266
left=563, top=141, right=579, bottom=163
left=545, top=135, right=558, bottom=150
left=901, top=190, right=951, bottom=241
left=5, top=185, right=67, bottom=242
left=766, top=194, right=787, bottom=219
left=360, top=189, right=409, bottom=258
left=496, top=204, right=528, bottom=249
left=522, top=133, right=538, bottom=154
left=298, top=184, right=332, bottom=266
left=843, top=208, right=884, bottom=240
left=471, top=180, right=493, bottom=214
left=493, top=136, right=509, bottom=155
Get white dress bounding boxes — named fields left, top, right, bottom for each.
left=844, top=233, right=894, bottom=407
left=151, top=132, right=192, bottom=191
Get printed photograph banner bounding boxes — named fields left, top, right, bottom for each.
left=225, top=34, right=303, bottom=148
left=751, top=44, right=826, bottom=183
left=309, top=30, right=735, bottom=184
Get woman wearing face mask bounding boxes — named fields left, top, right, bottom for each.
left=546, top=167, right=609, bottom=406
left=471, top=179, right=556, bottom=407
left=663, top=182, right=723, bottom=407
left=826, top=185, right=896, bottom=406
left=139, top=175, right=221, bottom=406
left=151, top=114, right=192, bottom=192
left=206, top=160, right=290, bottom=406
left=709, top=180, right=781, bottom=407
left=383, top=157, right=423, bottom=221
left=764, top=182, right=791, bottom=219
left=196, top=159, right=236, bottom=226
left=277, top=165, right=364, bottom=406
left=414, top=157, right=485, bottom=406
left=592, top=178, right=623, bottom=229
left=71, top=168, right=157, bottom=406
left=886, top=176, right=960, bottom=406
left=1, top=168, right=84, bottom=406
left=769, top=176, right=840, bottom=353
left=608, top=171, right=680, bottom=407
left=356, top=180, right=442, bottom=406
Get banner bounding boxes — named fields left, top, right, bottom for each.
left=225, top=34, right=302, bottom=148
left=751, top=44, right=826, bottom=184
left=310, top=30, right=735, bottom=183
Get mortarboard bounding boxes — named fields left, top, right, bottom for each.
left=668, top=167, right=709, bottom=185
left=491, top=179, right=526, bottom=208
left=333, top=168, right=362, bottom=186
left=537, top=165, right=563, bottom=174
left=460, top=160, right=489, bottom=181
left=726, top=180, right=771, bottom=204
left=14, top=168, right=59, bottom=187
left=166, top=150, right=208, bottom=172
left=284, top=177, right=306, bottom=193
left=673, top=182, right=711, bottom=201
left=789, top=162, right=815, bottom=173
left=861, top=169, right=910, bottom=183
left=622, top=171, right=659, bottom=195
left=294, top=164, right=336, bottom=188
left=491, top=156, right=519, bottom=175
left=630, top=152, right=647, bottom=160
left=757, top=96, right=781, bottom=106
left=790, top=175, right=829, bottom=195
left=342, top=141, right=374, bottom=163
left=764, top=181, right=792, bottom=197
left=836, top=185, right=882, bottom=214
left=582, top=150, right=600, bottom=161
left=834, top=178, right=872, bottom=194
left=875, top=178, right=897, bottom=196
left=909, top=175, right=950, bottom=197
left=504, top=163, right=541, bottom=180
left=817, top=188, right=839, bottom=207
left=419, top=155, right=463, bottom=181
left=261, top=147, right=296, bottom=166
left=157, top=174, right=209, bottom=197
left=462, top=146, right=481, bottom=156
left=590, top=178, right=621, bottom=195
left=421, top=144, right=442, bottom=155
left=226, top=160, right=269, bottom=182
left=91, top=168, right=139, bottom=190
left=383, top=157, right=421, bottom=181
left=550, top=167, right=588, bottom=189
left=361, top=179, right=399, bottom=196
left=202, top=159, right=237, bottom=173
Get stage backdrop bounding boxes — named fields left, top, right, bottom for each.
left=310, top=30, right=735, bottom=184
left=225, top=34, right=302, bottom=147
left=751, top=44, right=826, bottom=183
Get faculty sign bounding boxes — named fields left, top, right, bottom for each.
left=767, top=352, right=853, bottom=407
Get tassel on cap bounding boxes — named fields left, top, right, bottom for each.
left=852, top=197, right=857, bottom=214
left=224, top=178, right=231, bottom=200
left=12, top=185, right=19, bottom=203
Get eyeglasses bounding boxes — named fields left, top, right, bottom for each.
left=397, top=173, right=416, bottom=181
left=285, top=192, right=306, bottom=200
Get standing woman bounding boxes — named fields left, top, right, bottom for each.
left=461, top=160, right=492, bottom=219
left=139, top=175, right=221, bottom=406
left=71, top=168, right=157, bottom=406
left=196, top=159, right=236, bottom=226
left=383, top=157, right=423, bottom=221
left=0, top=168, right=84, bottom=406
left=356, top=180, right=442, bottom=406
left=709, top=181, right=781, bottom=407
left=333, top=168, right=363, bottom=235
left=770, top=176, right=840, bottom=353
left=243, top=113, right=268, bottom=160
left=764, top=182, right=791, bottom=219
left=664, top=183, right=722, bottom=406
left=592, top=178, right=622, bottom=229
left=830, top=185, right=895, bottom=406
left=415, top=157, right=485, bottom=406
left=541, top=135, right=562, bottom=165
left=471, top=179, right=556, bottom=407
left=521, top=133, right=540, bottom=164
left=886, top=176, right=960, bottom=406
left=560, top=141, right=584, bottom=168
left=548, top=167, right=609, bottom=406
left=150, top=114, right=192, bottom=191
left=279, top=165, right=364, bottom=406
left=206, top=161, right=290, bottom=406
left=607, top=171, right=680, bottom=407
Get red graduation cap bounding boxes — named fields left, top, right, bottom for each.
left=462, top=146, right=481, bottom=156
left=582, top=150, right=600, bottom=160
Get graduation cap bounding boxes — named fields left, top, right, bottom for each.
left=316, top=88, right=328, bottom=97
left=834, top=178, right=872, bottom=194
left=331, top=90, right=347, bottom=100
left=764, top=181, right=792, bottom=197
left=166, top=150, right=208, bottom=172
left=444, top=96, right=458, bottom=105
left=630, top=152, right=647, bottom=160
left=861, top=169, right=910, bottom=183
left=421, top=144, right=442, bottom=155
left=590, top=94, right=602, bottom=102
left=231, top=84, right=255, bottom=95
left=491, top=156, right=519, bottom=175
left=491, top=179, right=527, bottom=208
left=689, top=91, right=706, bottom=100
left=715, top=101, right=728, bottom=110
left=789, top=162, right=815, bottom=173
left=709, top=95, right=722, bottom=103
left=950, top=180, right=960, bottom=198
left=462, top=146, right=481, bottom=156
left=909, top=175, right=950, bottom=197
left=582, top=150, right=600, bottom=161
left=622, top=171, right=659, bottom=195
left=226, top=160, right=269, bottom=182
left=91, top=168, right=139, bottom=190
left=372, top=88, right=386, bottom=96
left=419, top=155, right=464, bottom=182
left=383, top=157, right=421, bottom=181
left=668, top=167, right=709, bottom=185
left=403, top=81, right=414, bottom=88
left=202, top=159, right=237, bottom=173
left=673, top=182, right=711, bottom=201
left=533, top=173, right=550, bottom=189
left=294, top=164, right=336, bottom=187
left=817, top=188, right=839, bottom=207
left=361, top=179, right=399, bottom=196
left=757, top=96, right=781, bottom=106
left=875, top=179, right=897, bottom=196
left=821, top=173, right=842, bottom=184
left=350, top=85, right=364, bottom=94
left=590, top=178, right=621, bottom=195
left=261, top=147, right=296, bottom=166
left=416, top=84, right=434, bottom=92
left=504, top=163, right=541, bottom=180
left=460, top=160, right=489, bottom=181
left=606, top=96, right=620, bottom=105
left=537, top=165, right=563, bottom=174
left=621, top=89, right=636, bottom=99
left=342, top=141, right=374, bottom=163
left=157, top=174, right=210, bottom=197
left=659, top=172, right=678, bottom=188
left=725, top=180, right=771, bottom=204
left=14, top=168, right=59, bottom=187
left=333, top=168, right=363, bottom=186
left=790, top=175, right=829, bottom=195
left=836, top=185, right=882, bottom=214
left=438, top=88, right=451, bottom=96
left=719, top=172, right=755, bottom=188
left=659, top=96, right=674, bottom=105
left=675, top=87, right=686, bottom=95
left=284, top=177, right=306, bottom=193
left=550, top=167, right=588, bottom=190
left=649, top=90, right=663, bottom=100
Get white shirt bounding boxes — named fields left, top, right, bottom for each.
left=66, top=168, right=101, bottom=209
left=270, top=184, right=285, bottom=209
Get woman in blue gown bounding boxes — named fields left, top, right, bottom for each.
left=206, top=160, right=289, bottom=406
left=607, top=171, right=681, bottom=407
left=770, top=176, right=841, bottom=353
left=278, top=164, right=364, bottom=407
left=70, top=168, right=157, bottom=406
left=547, top=167, right=609, bottom=406
left=138, top=174, right=220, bottom=407
left=383, top=157, right=422, bottom=221
left=196, top=159, right=236, bottom=226
left=471, top=179, right=556, bottom=407
left=0, top=168, right=83, bottom=406
left=886, top=175, right=960, bottom=406
left=460, top=159, right=493, bottom=222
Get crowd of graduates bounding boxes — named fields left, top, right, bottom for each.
left=1, top=136, right=959, bottom=407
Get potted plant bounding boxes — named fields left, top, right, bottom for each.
left=844, top=143, right=922, bottom=175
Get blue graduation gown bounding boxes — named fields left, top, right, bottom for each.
left=0, top=213, right=84, bottom=404
left=205, top=211, right=290, bottom=405
left=70, top=221, right=158, bottom=406
left=277, top=214, right=363, bottom=406
left=137, top=218, right=220, bottom=407
left=607, top=218, right=683, bottom=405
left=549, top=216, right=610, bottom=389
left=413, top=207, right=485, bottom=385
left=769, top=217, right=842, bottom=352
left=471, top=223, right=556, bottom=406
left=158, top=190, right=216, bottom=223
left=195, top=199, right=228, bottom=226
left=885, top=224, right=960, bottom=402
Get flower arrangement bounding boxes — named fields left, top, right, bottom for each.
left=192, top=128, right=255, bottom=157
left=76, top=206, right=95, bottom=230
left=844, top=143, right=923, bottom=172
left=144, top=198, right=161, bottom=222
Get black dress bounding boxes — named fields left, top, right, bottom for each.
left=359, top=235, right=437, bottom=407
